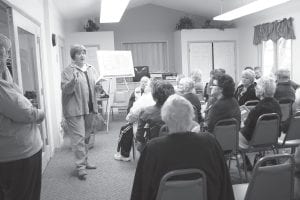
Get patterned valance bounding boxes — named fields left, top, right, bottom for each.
left=253, top=17, right=295, bottom=45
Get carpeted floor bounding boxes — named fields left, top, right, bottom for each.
left=41, top=120, right=138, bottom=200
left=41, top=119, right=299, bottom=200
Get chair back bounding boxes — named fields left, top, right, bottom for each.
left=279, top=99, right=293, bottom=122
left=284, top=111, right=300, bottom=142
left=249, top=113, right=280, bottom=147
left=244, top=100, right=259, bottom=110
left=245, top=154, right=295, bottom=200
left=213, top=118, right=239, bottom=152
left=156, top=169, right=207, bottom=200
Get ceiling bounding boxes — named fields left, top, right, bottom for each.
left=53, top=0, right=299, bottom=21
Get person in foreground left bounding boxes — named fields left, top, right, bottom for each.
left=130, top=94, right=234, bottom=200
left=0, top=33, right=45, bottom=200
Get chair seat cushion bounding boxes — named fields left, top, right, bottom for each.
left=233, top=183, right=248, bottom=200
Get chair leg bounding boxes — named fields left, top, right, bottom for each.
left=241, top=152, right=249, bottom=182
left=132, top=137, right=136, bottom=160
left=291, top=147, right=296, bottom=154
left=235, top=154, right=243, bottom=183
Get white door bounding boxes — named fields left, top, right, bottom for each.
left=213, top=41, right=237, bottom=82
left=12, top=10, right=51, bottom=171
left=188, top=42, right=213, bottom=84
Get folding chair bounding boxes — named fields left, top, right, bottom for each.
left=156, top=169, right=207, bottom=200
left=213, top=118, right=243, bottom=182
left=244, top=100, right=259, bottom=110
left=233, top=154, right=295, bottom=200
left=278, top=111, right=300, bottom=153
left=110, top=90, right=131, bottom=120
left=239, top=113, right=280, bottom=181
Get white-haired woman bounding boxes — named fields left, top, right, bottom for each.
left=179, top=77, right=202, bottom=123
left=0, top=33, right=45, bottom=200
left=190, top=70, right=204, bottom=100
left=239, top=76, right=282, bottom=170
left=130, top=94, right=234, bottom=200
left=61, top=44, right=100, bottom=180
left=234, top=69, right=259, bottom=105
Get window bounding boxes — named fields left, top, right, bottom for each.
left=123, top=42, right=168, bottom=73
left=261, top=38, right=292, bottom=76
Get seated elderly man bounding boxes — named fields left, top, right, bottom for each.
left=274, top=68, right=297, bottom=102
left=234, top=69, right=259, bottom=106
left=127, top=76, right=150, bottom=113
left=179, top=77, right=202, bottom=123
left=135, top=80, right=175, bottom=152
left=130, top=94, right=234, bottom=200
left=239, top=76, right=282, bottom=170
left=206, top=74, right=241, bottom=133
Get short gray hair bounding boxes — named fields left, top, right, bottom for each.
left=0, top=33, right=11, bottom=51
left=190, top=70, right=202, bottom=82
left=242, top=69, right=255, bottom=83
left=276, top=68, right=290, bottom=80
left=179, top=77, right=194, bottom=93
left=257, top=76, right=276, bottom=98
left=161, top=94, right=194, bottom=133
left=70, top=44, right=86, bottom=60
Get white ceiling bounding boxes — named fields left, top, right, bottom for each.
left=53, top=0, right=299, bottom=21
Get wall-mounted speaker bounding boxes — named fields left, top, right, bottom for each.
left=52, top=33, right=56, bottom=46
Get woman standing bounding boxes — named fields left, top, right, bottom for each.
left=0, top=33, right=45, bottom=200
left=61, top=44, right=100, bottom=180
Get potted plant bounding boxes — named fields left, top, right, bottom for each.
left=84, top=19, right=99, bottom=32
left=175, top=16, right=194, bottom=30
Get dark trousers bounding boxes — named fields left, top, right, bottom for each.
left=117, top=123, right=133, bottom=157
left=0, top=149, right=42, bottom=200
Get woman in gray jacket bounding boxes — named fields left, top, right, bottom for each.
left=61, top=44, right=100, bottom=180
left=0, top=33, right=45, bottom=200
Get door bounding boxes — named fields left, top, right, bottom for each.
left=188, top=42, right=213, bottom=84
left=12, top=10, right=51, bottom=171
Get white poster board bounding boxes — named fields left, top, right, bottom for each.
left=96, top=50, right=135, bottom=79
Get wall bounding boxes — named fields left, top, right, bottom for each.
left=178, top=29, right=239, bottom=80
left=236, top=1, right=300, bottom=83
left=65, top=4, right=211, bottom=73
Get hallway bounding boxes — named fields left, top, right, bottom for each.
left=41, top=120, right=138, bottom=200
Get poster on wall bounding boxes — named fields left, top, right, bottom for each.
left=96, top=50, right=135, bottom=79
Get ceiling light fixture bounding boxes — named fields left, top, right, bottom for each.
left=100, top=0, right=131, bottom=23
left=213, top=0, right=291, bottom=21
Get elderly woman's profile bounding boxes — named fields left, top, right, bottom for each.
left=130, top=94, right=234, bottom=200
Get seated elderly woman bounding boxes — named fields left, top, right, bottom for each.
left=190, top=70, right=204, bottom=100
left=274, top=68, right=297, bottom=102
left=135, top=80, right=175, bottom=151
left=239, top=76, right=282, bottom=169
left=293, top=88, right=300, bottom=199
left=130, top=94, right=234, bottom=200
left=234, top=69, right=259, bottom=106
left=179, top=77, right=202, bottom=123
left=206, top=74, right=241, bottom=133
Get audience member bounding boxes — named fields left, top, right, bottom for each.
left=61, top=44, right=99, bottom=180
left=127, top=76, right=150, bottom=113
left=130, top=94, right=235, bottom=200
left=206, top=74, right=241, bottom=133
left=234, top=69, right=259, bottom=105
left=190, top=70, right=204, bottom=100
left=179, top=77, right=202, bottom=123
left=135, top=80, right=175, bottom=152
left=174, top=74, right=185, bottom=95
left=274, top=68, right=296, bottom=102
left=239, top=76, right=282, bottom=169
left=204, top=68, right=225, bottom=102
left=0, top=33, right=45, bottom=200
left=254, top=66, right=262, bottom=81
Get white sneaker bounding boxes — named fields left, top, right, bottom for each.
left=114, top=153, right=131, bottom=162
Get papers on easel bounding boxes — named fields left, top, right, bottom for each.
left=96, top=50, right=135, bottom=79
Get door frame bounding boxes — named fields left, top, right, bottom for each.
left=12, top=9, right=51, bottom=172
